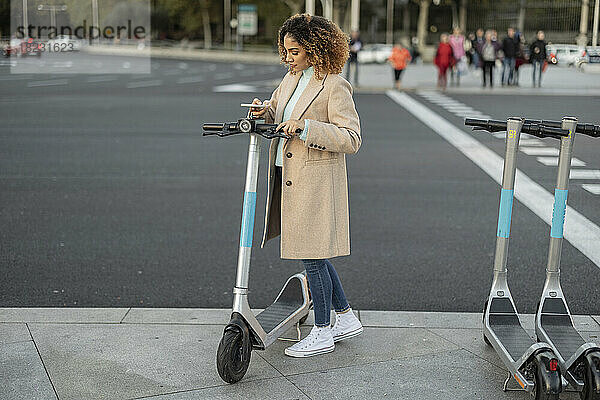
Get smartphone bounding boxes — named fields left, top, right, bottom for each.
left=240, top=103, right=269, bottom=108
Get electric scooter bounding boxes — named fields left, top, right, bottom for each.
left=533, top=116, right=600, bottom=400
left=203, top=105, right=312, bottom=384
left=465, top=117, right=569, bottom=399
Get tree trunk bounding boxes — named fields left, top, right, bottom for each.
left=417, top=0, right=429, bottom=50
left=201, top=0, right=211, bottom=49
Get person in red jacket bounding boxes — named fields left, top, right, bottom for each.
left=388, top=42, right=412, bottom=90
left=434, top=33, right=454, bottom=89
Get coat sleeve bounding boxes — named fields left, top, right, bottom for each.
left=264, top=75, right=285, bottom=124
left=302, top=77, right=361, bottom=154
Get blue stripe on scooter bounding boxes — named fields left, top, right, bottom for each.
left=497, top=189, right=514, bottom=238
left=550, top=189, right=568, bottom=239
left=240, top=191, right=256, bottom=248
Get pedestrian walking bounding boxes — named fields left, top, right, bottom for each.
left=250, top=13, right=363, bottom=358
left=472, top=28, right=485, bottom=71
left=388, top=41, right=412, bottom=90
left=529, top=30, right=547, bottom=87
left=434, top=33, right=454, bottom=89
left=501, top=27, right=519, bottom=86
left=481, top=30, right=499, bottom=87
left=449, top=27, right=466, bottom=86
left=345, top=30, right=362, bottom=86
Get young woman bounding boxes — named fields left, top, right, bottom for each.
left=250, top=13, right=363, bottom=358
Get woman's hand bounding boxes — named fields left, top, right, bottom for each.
left=249, top=98, right=270, bottom=119
left=276, top=119, right=305, bottom=138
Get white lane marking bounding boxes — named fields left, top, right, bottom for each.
left=126, top=80, right=162, bottom=89
left=86, top=76, right=117, bottom=83
left=213, top=83, right=257, bottom=92
left=519, top=138, right=545, bottom=146
left=570, top=170, right=600, bottom=180
left=536, top=157, right=587, bottom=167
left=27, top=79, right=68, bottom=87
left=386, top=90, right=600, bottom=268
left=520, top=147, right=559, bottom=156
left=582, top=184, right=600, bottom=195
left=177, top=75, right=204, bottom=84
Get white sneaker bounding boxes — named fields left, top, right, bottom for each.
left=331, top=309, right=363, bottom=343
left=284, top=325, right=335, bottom=358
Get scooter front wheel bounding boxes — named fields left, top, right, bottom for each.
left=216, top=327, right=251, bottom=383
left=531, top=352, right=561, bottom=400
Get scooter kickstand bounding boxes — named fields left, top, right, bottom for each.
left=278, top=321, right=302, bottom=342
left=502, top=371, right=524, bottom=392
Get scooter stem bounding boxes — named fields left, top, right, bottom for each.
left=235, top=132, right=261, bottom=290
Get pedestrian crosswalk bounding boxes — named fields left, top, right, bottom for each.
left=417, top=90, right=600, bottom=196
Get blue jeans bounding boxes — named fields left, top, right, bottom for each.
left=502, top=57, right=515, bottom=85
left=532, top=60, right=543, bottom=87
left=301, top=259, right=350, bottom=327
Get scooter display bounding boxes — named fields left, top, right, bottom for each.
left=533, top=117, right=600, bottom=400
left=203, top=106, right=312, bottom=384
left=465, top=117, right=569, bottom=399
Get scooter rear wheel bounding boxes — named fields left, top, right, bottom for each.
left=579, top=354, right=600, bottom=400
left=216, top=328, right=251, bottom=383
left=531, top=365, right=560, bottom=400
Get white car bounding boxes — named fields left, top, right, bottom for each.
left=47, top=35, right=83, bottom=52
left=357, top=44, right=393, bottom=64
left=546, top=44, right=586, bottom=67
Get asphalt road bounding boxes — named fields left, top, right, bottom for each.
left=1, top=56, right=599, bottom=314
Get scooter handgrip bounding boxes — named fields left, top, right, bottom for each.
left=576, top=123, right=600, bottom=138
left=203, top=123, right=225, bottom=131
left=464, top=118, right=487, bottom=127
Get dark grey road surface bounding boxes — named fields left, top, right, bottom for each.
left=1, top=58, right=599, bottom=314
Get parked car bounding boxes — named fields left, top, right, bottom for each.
left=580, top=46, right=600, bottom=73
left=47, top=35, right=83, bottom=52
left=546, top=44, right=587, bottom=67
left=357, top=44, right=393, bottom=64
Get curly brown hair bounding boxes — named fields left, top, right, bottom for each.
left=278, top=14, right=349, bottom=80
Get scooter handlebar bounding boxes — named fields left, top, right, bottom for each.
left=524, top=119, right=600, bottom=138
left=202, top=120, right=301, bottom=139
left=464, top=118, right=569, bottom=139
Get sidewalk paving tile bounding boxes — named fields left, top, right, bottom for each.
left=136, top=377, right=309, bottom=400
left=0, top=341, right=58, bottom=400
left=27, top=323, right=280, bottom=400
left=259, top=326, right=458, bottom=376
left=122, top=308, right=231, bottom=325
left=360, top=310, right=481, bottom=329
left=593, top=316, right=600, bottom=326
left=287, top=348, right=581, bottom=400
left=0, top=323, right=31, bottom=346
left=0, top=308, right=128, bottom=323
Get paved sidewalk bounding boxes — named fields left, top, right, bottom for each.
left=2, top=308, right=599, bottom=400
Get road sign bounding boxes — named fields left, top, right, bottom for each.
left=237, top=4, right=257, bottom=36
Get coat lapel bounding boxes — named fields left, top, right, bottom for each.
left=274, top=72, right=302, bottom=124
left=289, top=73, right=327, bottom=121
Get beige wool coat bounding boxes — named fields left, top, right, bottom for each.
left=259, top=70, right=362, bottom=259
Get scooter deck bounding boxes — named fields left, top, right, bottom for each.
left=540, top=299, right=585, bottom=359
left=256, top=302, right=303, bottom=333
left=489, top=297, right=534, bottom=361
left=256, top=276, right=306, bottom=334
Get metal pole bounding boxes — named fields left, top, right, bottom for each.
left=51, top=9, right=56, bottom=32
left=578, top=0, right=590, bottom=46
left=593, top=0, right=599, bottom=46
left=92, top=0, right=99, bottom=45
left=322, top=0, right=333, bottom=20
left=517, top=0, right=526, bottom=34
left=306, top=0, right=315, bottom=15
left=386, top=0, right=394, bottom=45
left=351, top=0, right=360, bottom=31
left=224, top=0, right=231, bottom=49
left=22, top=0, right=28, bottom=38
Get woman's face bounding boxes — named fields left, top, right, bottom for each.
left=283, top=34, right=310, bottom=72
